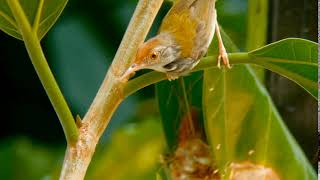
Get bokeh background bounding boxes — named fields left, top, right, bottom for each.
left=0, top=0, right=317, bottom=179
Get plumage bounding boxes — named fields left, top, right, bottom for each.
left=160, top=0, right=216, bottom=59
left=122, top=0, right=229, bottom=81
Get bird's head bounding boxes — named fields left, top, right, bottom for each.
left=121, top=33, right=180, bottom=80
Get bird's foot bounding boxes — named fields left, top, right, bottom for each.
left=217, top=47, right=231, bottom=69
left=166, top=73, right=179, bottom=81
left=215, top=20, right=231, bottom=69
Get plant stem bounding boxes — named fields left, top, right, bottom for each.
left=123, top=53, right=250, bottom=97
left=247, top=0, right=268, bottom=50
left=7, top=0, right=78, bottom=145
left=246, top=0, right=269, bottom=81
left=59, top=0, right=164, bottom=179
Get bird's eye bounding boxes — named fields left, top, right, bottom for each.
left=150, top=52, right=158, bottom=60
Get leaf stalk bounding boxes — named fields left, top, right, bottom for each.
left=7, top=0, right=79, bottom=145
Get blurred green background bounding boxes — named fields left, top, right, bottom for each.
left=0, top=0, right=317, bottom=179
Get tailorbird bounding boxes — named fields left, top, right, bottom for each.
left=122, top=0, right=230, bottom=80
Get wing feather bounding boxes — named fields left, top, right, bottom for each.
left=159, top=0, right=216, bottom=58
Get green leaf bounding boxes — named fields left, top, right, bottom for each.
left=0, top=0, right=68, bottom=40
left=249, top=38, right=318, bottom=99
left=203, top=66, right=316, bottom=179
left=203, top=39, right=316, bottom=179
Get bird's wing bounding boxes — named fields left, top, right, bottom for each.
left=189, top=0, right=217, bottom=59
left=160, top=0, right=216, bottom=58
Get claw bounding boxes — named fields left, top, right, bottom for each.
left=166, top=73, right=179, bottom=81
left=217, top=51, right=231, bottom=69
left=217, top=55, right=221, bottom=69
left=220, top=49, right=231, bottom=69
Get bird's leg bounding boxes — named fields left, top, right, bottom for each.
left=166, top=73, right=179, bottom=81
left=215, top=21, right=231, bottom=69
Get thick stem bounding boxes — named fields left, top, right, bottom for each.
left=7, top=0, right=78, bottom=145
left=59, top=0, right=164, bottom=179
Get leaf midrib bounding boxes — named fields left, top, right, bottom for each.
left=246, top=65, right=273, bottom=164
left=250, top=56, right=317, bottom=66
left=32, top=0, right=44, bottom=32
left=222, top=68, right=229, bottom=167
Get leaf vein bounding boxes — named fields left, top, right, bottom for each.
left=0, top=10, right=17, bottom=28
left=253, top=57, right=317, bottom=66
left=33, top=0, right=44, bottom=33
left=38, top=2, right=66, bottom=30
left=263, top=98, right=272, bottom=164
left=222, top=69, right=228, bottom=162
left=291, top=41, right=296, bottom=60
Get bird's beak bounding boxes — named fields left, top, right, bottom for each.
left=121, top=63, right=140, bottom=81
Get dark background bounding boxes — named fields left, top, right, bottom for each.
left=0, top=0, right=317, bottom=179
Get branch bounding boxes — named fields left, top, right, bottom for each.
left=59, top=0, right=164, bottom=179
left=123, top=53, right=250, bottom=97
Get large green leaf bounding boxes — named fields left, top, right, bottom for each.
left=0, top=0, right=67, bottom=40
left=203, top=66, right=316, bottom=179
left=203, top=41, right=316, bottom=179
left=249, top=38, right=318, bottom=98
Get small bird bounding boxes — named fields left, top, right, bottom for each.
left=122, top=0, right=230, bottom=81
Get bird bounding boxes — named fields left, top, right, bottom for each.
left=122, top=0, right=230, bottom=81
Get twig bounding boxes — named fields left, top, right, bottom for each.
left=123, top=53, right=250, bottom=97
